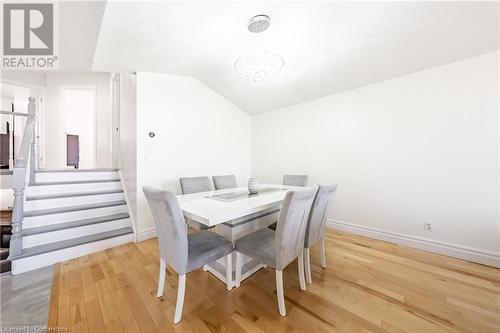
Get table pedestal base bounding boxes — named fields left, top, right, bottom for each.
left=202, top=208, right=279, bottom=288
left=205, top=254, right=266, bottom=289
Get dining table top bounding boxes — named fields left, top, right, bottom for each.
left=177, top=184, right=310, bottom=227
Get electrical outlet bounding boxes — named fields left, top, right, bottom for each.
left=424, top=223, right=433, bottom=231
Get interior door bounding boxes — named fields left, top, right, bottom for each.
left=66, top=134, right=79, bottom=168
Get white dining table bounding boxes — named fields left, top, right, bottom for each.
left=177, top=184, right=308, bottom=288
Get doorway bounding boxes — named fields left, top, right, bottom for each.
left=59, top=87, right=96, bottom=169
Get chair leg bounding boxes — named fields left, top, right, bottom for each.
left=225, top=254, right=233, bottom=291
left=304, top=248, right=312, bottom=284
left=173, top=274, right=186, bottom=324
left=235, top=251, right=242, bottom=288
left=320, top=237, right=327, bottom=268
left=298, top=252, right=306, bottom=291
left=157, top=258, right=166, bottom=297
left=276, top=270, right=286, bottom=317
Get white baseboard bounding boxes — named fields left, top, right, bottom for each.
left=327, top=219, right=500, bottom=268
left=135, top=227, right=157, bottom=242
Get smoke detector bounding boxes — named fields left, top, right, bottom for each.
left=248, top=15, right=271, bottom=33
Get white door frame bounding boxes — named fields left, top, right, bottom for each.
left=111, top=73, right=120, bottom=169
left=58, top=85, right=97, bottom=169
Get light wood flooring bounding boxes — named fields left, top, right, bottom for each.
left=47, top=230, right=500, bottom=332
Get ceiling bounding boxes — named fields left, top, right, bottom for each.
left=66, top=1, right=499, bottom=115
left=58, top=1, right=107, bottom=71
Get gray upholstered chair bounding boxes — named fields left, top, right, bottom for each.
left=179, top=176, right=212, bottom=194
left=179, top=176, right=213, bottom=230
left=282, top=174, right=308, bottom=187
left=212, top=175, right=237, bottom=190
left=143, top=186, right=233, bottom=324
left=267, top=174, right=310, bottom=231
left=303, top=184, right=338, bottom=284
left=234, top=188, right=317, bottom=316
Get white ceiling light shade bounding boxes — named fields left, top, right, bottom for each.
left=234, top=50, right=285, bottom=82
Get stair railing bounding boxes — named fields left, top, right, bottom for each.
left=9, top=97, right=37, bottom=257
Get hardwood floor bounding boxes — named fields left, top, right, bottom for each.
left=47, top=230, right=500, bottom=332
left=0, top=209, right=12, bottom=226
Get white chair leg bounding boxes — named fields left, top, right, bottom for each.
left=298, top=252, right=306, bottom=291
left=157, top=258, right=166, bottom=297
left=320, top=237, right=327, bottom=268
left=304, top=248, right=312, bottom=284
left=276, top=270, right=286, bottom=317
left=173, top=274, right=186, bottom=324
left=225, top=254, right=233, bottom=290
left=235, top=251, right=242, bottom=288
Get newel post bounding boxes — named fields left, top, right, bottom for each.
left=28, top=97, right=37, bottom=184
left=9, top=167, right=25, bottom=257
left=9, top=97, right=36, bottom=258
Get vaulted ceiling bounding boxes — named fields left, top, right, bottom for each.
left=60, top=1, right=499, bottom=115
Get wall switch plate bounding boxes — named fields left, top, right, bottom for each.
left=424, top=223, right=433, bottom=231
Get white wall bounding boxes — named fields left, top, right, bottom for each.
left=252, top=51, right=500, bottom=255
left=44, top=72, right=112, bottom=169
left=118, top=74, right=137, bottom=223
left=135, top=72, right=251, bottom=236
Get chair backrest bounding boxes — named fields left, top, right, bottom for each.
left=179, top=176, right=212, bottom=194
left=212, top=175, right=237, bottom=190
left=143, top=186, right=188, bottom=274
left=282, top=174, right=308, bottom=187
left=304, top=184, right=338, bottom=248
left=275, top=188, right=317, bottom=270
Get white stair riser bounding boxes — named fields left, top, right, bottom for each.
left=25, top=192, right=125, bottom=211
left=35, top=171, right=119, bottom=182
left=27, top=181, right=122, bottom=196
left=23, top=205, right=128, bottom=229
left=11, top=234, right=134, bottom=275
left=23, top=218, right=131, bottom=248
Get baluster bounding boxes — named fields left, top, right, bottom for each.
left=28, top=97, right=36, bottom=184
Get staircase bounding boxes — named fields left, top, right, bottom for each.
left=9, top=169, right=134, bottom=274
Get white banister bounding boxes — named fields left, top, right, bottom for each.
left=9, top=97, right=37, bottom=257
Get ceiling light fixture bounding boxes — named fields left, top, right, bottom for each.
left=234, top=50, right=284, bottom=82
left=248, top=15, right=271, bottom=33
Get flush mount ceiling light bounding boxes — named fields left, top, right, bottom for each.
left=248, top=15, right=271, bottom=33
left=234, top=50, right=284, bottom=82
left=235, top=15, right=284, bottom=82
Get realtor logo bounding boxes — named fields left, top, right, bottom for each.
left=2, top=3, right=58, bottom=69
